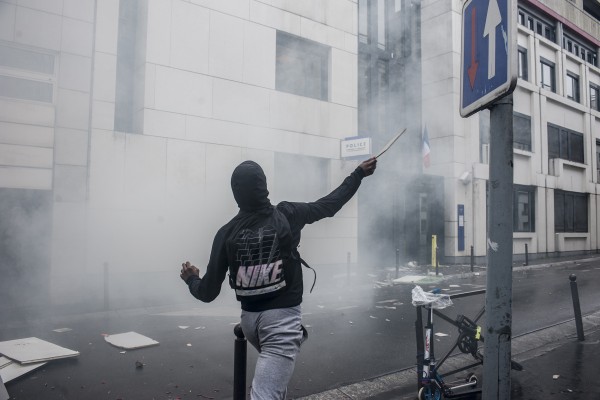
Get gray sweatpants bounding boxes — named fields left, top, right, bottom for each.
left=240, top=306, right=306, bottom=400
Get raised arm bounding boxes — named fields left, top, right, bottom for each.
left=280, top=157, right=377, bottom=227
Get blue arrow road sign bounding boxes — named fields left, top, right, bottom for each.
left=460, top=0, right=517, bottom=117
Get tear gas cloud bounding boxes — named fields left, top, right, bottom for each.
left=0, top=0, right=448, bottom=319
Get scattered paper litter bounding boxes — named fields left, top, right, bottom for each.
left=369, top=315, right=377, bottom=319
left=186, top=343, right=192, bottom=347
left=52, top=328, right=72, bottom=333
left=393, top=275, right=426, bottom=284
left=553, top=374, right=560, bottom=379
left=194, top=326, right=206, bottom=330
left=449, top=285, right=460, bottom=288
left=0, top=373, right=8, bottom=400
left=0, top=358, right=46, bottom=383
left=435, top=332, right=449, bottom=337
left=0, top=337, right=79, bottom=364
left=0, top=358, right=10, bottom=369
left=104, top=332, right=159, bottom=350
left=178, top=326, right=189, bottom=329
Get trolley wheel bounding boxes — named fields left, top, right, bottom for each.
left=418, top=385, right=443, bottom=400
left=466, top=372, right=478, bottom=386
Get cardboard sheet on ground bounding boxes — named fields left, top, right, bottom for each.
left=0, top=337, right=79, bottom=364
left=0, top=373, right=8, bottom=400
left=0, top=356, right=46, bottom=383
left=392, top=275, right=427, bottom=284
left=104, top=332, right=159, bottom=349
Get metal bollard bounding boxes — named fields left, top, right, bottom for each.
left=435, top=247, right=439, bottom=276
left=524, top=243, right=529, bottom=266
left=569, top=275, right=585, bottom=341
left=347, top=252, right=351, bottom=279
left=103, top=262, right=109, bottom=311
left=470, top=245, right=474, bottom=272
left=233, top=324, right=247, bottom=399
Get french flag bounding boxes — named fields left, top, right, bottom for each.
left=422, top=125, right=431, bottom=168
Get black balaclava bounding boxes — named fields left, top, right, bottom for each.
left=231, top=161, right=271, bottom=211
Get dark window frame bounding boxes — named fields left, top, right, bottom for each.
left=276, top=31, right=330, bottom=101
left=517, top=6, right=555, bottom=42
left=566, top=71, right=580, bottom=102
left=590, top=83, right=600, bottom=111
left=563, top=31, right=597, bottom=67
left=540, top=58, right=556, bottom=92
left=518, top=46, right=528, bottom=81
left=548, top=123, right=584, bottom=164
left=513, top=112, right=532, bottom=151
left=554, top=190, right=588, bottom=233
left=514, top=185, right=536, bottom=232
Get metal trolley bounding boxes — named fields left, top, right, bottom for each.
left=414, top=288, right=523, bottom=400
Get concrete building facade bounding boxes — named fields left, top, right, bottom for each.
left=420, top=0, right=600, bottom=263
left=0, top=0, right=361, bottom=309
left=2, top=0, right=600, bottom=310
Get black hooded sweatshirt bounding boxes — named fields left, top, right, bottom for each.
left=185, top=161, right=367, bottom=312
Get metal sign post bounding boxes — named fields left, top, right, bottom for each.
left=484, top=95, right=514, bottom=399
left=460, top=0, right=517, bottom=398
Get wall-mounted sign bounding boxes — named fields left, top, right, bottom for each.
left=341, top=137, right=371, bottom=159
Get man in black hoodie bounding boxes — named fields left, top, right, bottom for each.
left=180, top=157, right=377, bottom=399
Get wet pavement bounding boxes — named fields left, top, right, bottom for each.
left=1, top=255, right=600, bottom=399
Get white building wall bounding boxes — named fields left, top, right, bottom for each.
left=78, top=0, right=360, bottom=306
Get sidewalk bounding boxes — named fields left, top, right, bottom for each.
left=297, top=311, right=600, bottom=400
left=296, top=256, right=600, bottom=400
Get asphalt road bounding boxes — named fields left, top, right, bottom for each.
left=2, top=259, right=600, bottom=400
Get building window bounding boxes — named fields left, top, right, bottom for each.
left=115, top=0, right=139, bottom=133
left=518, top=6, right=555, bottom=42
left=596, top=140, right=600, bottom=181
left=514, top=112, right=531, bottom=151
left=540, top=59, right=555, bottom=92
left=590, top=84, right=600, bottom=111
left=554, top=190, right=588, bottom=233
left=0, top=43, right=55, bottom=103
left=514, top=185, right=535, bottom=232
left=377, top=0, right=386, bottom=50
left=548, top=124, right=584, bottom=164
left=518, top=47, right=528, bottom=81
left=276, top=31, right=330, bottom=101
left=359, top=0, right=368, bottom=44
left=479, top=109, right=490, bottom=164
left=563, top=33, right=597, bottom=67
left=566, top=72, right=580, bottom=102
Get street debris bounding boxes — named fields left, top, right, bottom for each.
left=393, top=275, right=426, bottom=284
left=435, top=332, right=449, bottom=337
left=553, top=374, right=560, bottom=379
left=0, top=337, right=79, bottom=364
left=178, top=326, right=189, bottom=329
left=104, top=332, right=159, bottom=350
left=0, top=354, right=47, bottom=384
left=135, top=361, right=144, bottom=369
left=0, top=373, right=8, bottom=400
left=52, top=328, right=72, bottom=333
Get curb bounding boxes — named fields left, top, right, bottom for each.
left=296, top=310, right=600, bottom=400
